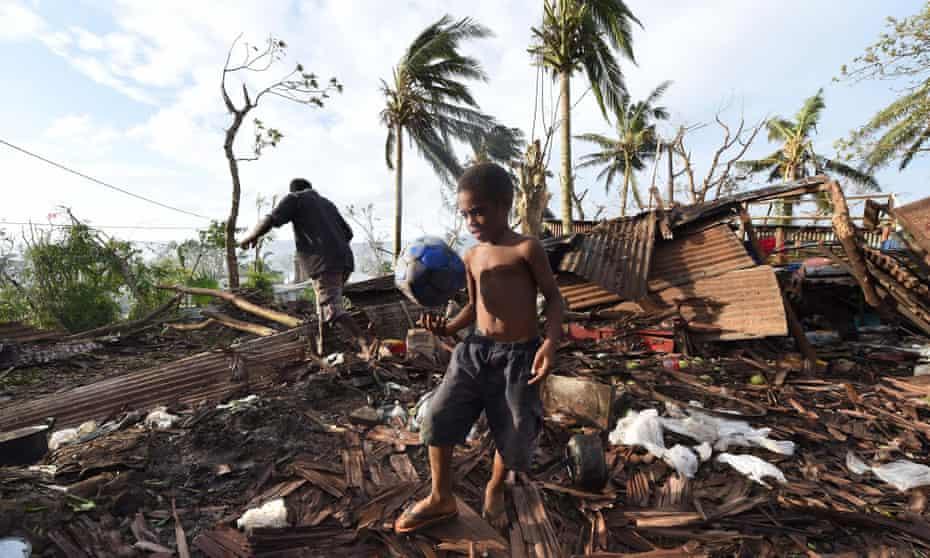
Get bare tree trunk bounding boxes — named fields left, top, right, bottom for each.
left=620, top=156, right=631, bottom=217
left=224, top=111, right=247, bottom=289
left=666, top=143, right=674, bottom=204
left=559, top=70, right=573, bottom=233
left=393, top=123, right=404, bottom=262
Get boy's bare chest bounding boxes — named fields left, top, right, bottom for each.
left=471, top=247, right=531, bottom=285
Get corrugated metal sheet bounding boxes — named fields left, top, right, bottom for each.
left=894, top=196, right=930, bottom=259
left=649, top=266, right=788, bottom=341
left=557, top=275, right=622, bottom=311
left=0, top=322, right=64, bottom=343
left=0, top=327, right=310, bottom=432
left=361, top=300, right=422, bottom=339
left=649, top=224, right=755, bottom=291
left=670, top=176, right=829, bottom=229
left=343, top=275, right=397, bottom=295
left=544, top=220, right=600, bottom=237
left=558, top=212, right=657, bottom=301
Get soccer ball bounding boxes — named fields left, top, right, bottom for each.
left=395, top=236, right=466, bottom=307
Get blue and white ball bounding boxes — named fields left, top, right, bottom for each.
left=395, top=236, right=466, bottom=307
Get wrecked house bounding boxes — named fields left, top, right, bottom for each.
left=2, top=178, right=930, bottom=556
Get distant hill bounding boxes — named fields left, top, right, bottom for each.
left=264, top=239, right=381, bottom=283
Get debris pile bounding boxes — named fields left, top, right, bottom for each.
left=0, top=177, right=929, bottom=556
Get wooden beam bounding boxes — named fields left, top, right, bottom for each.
left=828, top=181, right=881, bottom=307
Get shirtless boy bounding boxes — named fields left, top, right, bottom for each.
left=394, top=162, right=564, bottom=533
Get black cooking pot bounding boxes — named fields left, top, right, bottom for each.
left=0, top=424, right=50, bottom=466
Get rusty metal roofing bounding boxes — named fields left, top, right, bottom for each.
left=557, top=274, right=623, bottom=311
left=0, top=327, right=310, bottom=432
left=669, top=176, right=829, bottom=229
left=893, top=196, right=930, bottom=263
left=558, top=212, right=657, bottom=301
left=650, top=266, right=788, bottom=341
left=649, top=224, right=755, bottom=291
left=361, top=300, right=422, bottom=339
left=0, top=321, right=64, bottom=343
left=343, top=275, right=397, bottom=295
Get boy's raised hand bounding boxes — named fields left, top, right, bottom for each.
left=528, top=339, right=556, bottom=385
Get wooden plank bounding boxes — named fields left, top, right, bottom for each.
left=342, top=448, right=365, bottom=489
left=424, top=496, right=509, bottom=555
left=389, top=453, right=421, bottom=482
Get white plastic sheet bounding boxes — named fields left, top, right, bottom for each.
left=236, top=498, right=288, bottom=532
left=716, top=453, right=786, bottom=486
left=660, top=403, right=795, bottom=456
left=847, top=451, right=930, bottom=492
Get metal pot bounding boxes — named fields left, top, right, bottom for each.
left=0, top=424, right=50, bottom=466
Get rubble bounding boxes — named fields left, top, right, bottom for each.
left=0, top=178, right=929, bottom=555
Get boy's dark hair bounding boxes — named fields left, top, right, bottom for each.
left=457, top=163, right=514, bottom=209
left=290, top=178, right=313, bottom=192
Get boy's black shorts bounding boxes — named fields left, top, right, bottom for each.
left=420, top=334, right=543, bottom=472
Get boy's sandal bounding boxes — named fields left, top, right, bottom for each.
left=394, top=506, right=459, bottom=534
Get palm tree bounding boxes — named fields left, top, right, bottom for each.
left=381, top=16, right=495, bottom=260
left=858, top=81, right=930, bottom=171
left=530, top=0, right=640, bottom=231
left=739, top=89, right=878, bottom=222
left=576, top=81, right=671, bottom=216
left=469, top=125, right=526, bottom=166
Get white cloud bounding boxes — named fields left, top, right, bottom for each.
left=0, top=0, right=44, bottom=40
left=1, top=0, right=927, bottom=252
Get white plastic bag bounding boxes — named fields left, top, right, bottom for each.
left=608, top=409, right=665, bottom=456
left=409, top=389, right=435, bottom=433
left=144, top=407, right=179, bottom=430
left=236, top=498, right=288, bottom=532
left=846, top=451, right=930, bottom=492
left=664, top=444, right=699, bottom=478
left=608, top=410, right=699, bottom=478
left=694, top=442, right=713, bottom=462
left=717, top=453, right=786, bottom=486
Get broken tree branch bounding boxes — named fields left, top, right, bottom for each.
left=157, top=284, right=303, bottom=328
left=201, top=310, right=277, bottom=337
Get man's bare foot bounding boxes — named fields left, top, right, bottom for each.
left=394, top=494, right=458, bottom=534
left=483, top=485, right=508, bottom=529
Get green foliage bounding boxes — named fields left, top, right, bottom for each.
left=243, top=268, right=281, bottom=300
left=469, top=125, right=525, bottom=166
left=837, top=4, right=930, bottom=171
left=529, top=0, right=640, bottom=119
left=738, top=90, right=878, bottom=219
left=381, top=15, right=496, bottom=184
left=186, top=274, right=221, bottom=306
left=0, top=283, right=30, bottom=324
left=577, top=81, right=671, bottom=215
left=21, top=224, right=126, bottom=331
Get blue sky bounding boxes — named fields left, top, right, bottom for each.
left=1, top=0, right=928, bottom=252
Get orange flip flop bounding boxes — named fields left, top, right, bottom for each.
left=394, top=506, right=459, bottom=534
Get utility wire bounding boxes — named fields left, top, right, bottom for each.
left=0, top=221, right=200, bottom=230
left=0, top=138, right=212, bottom=220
